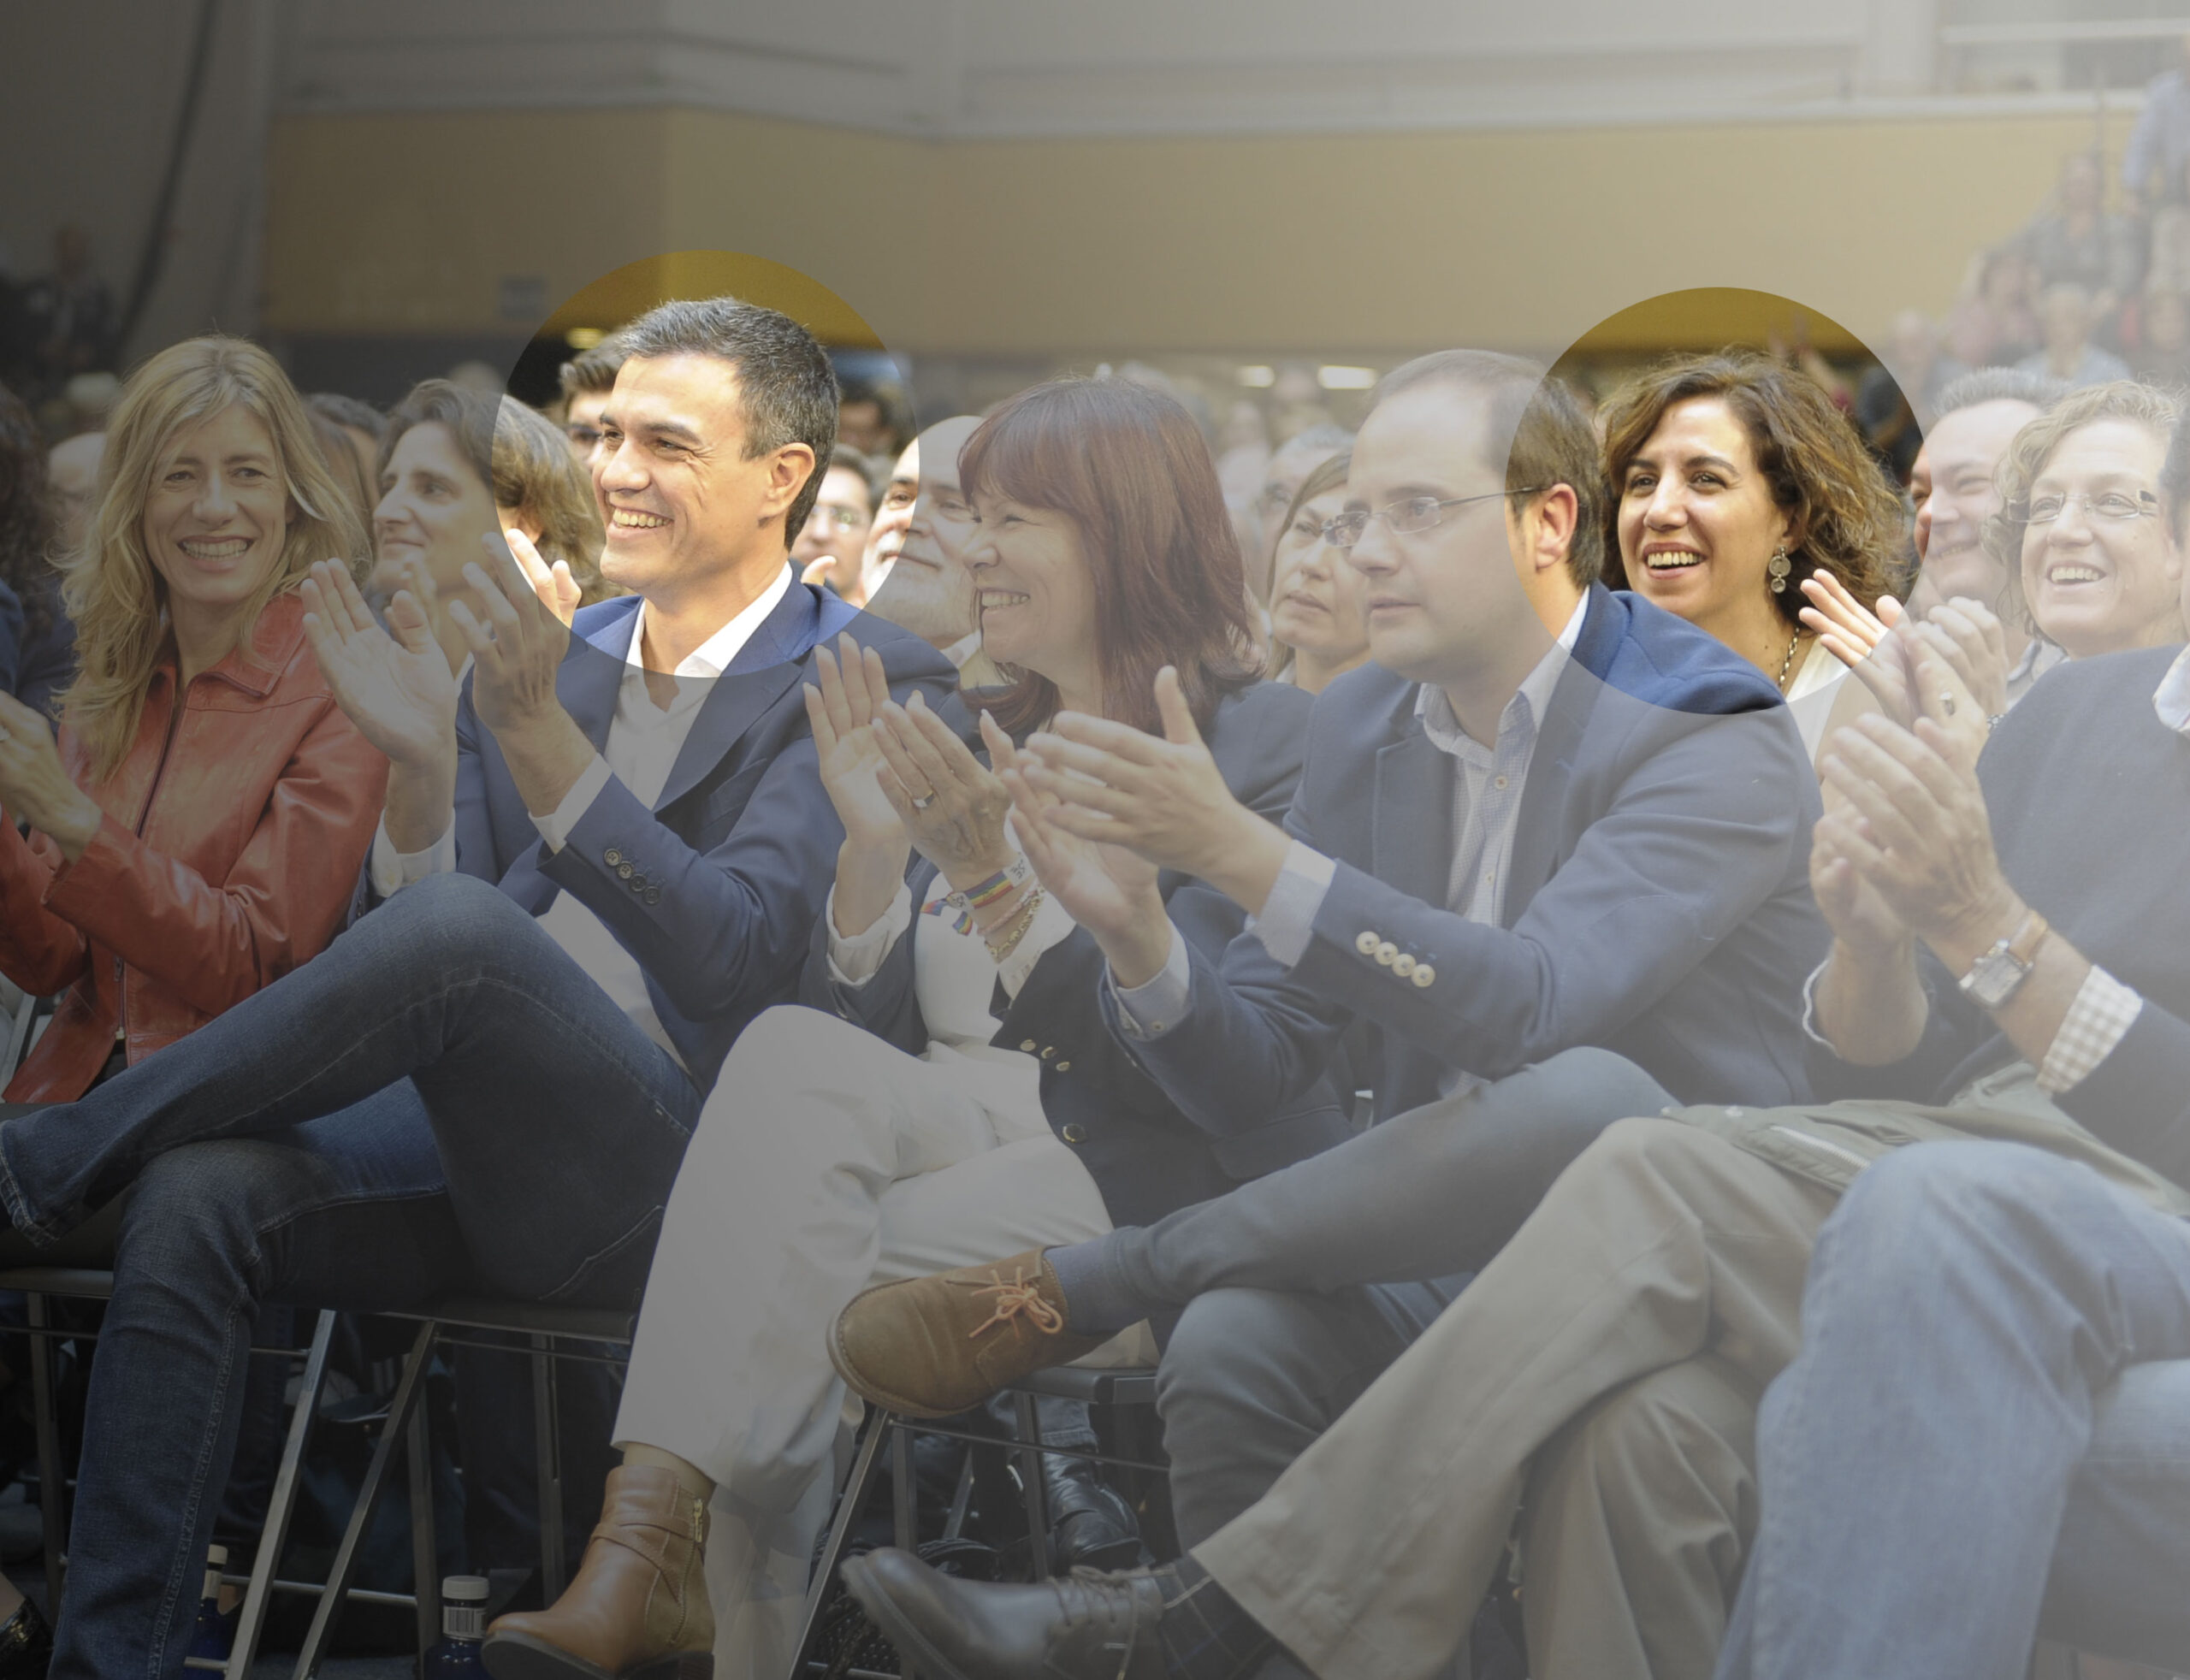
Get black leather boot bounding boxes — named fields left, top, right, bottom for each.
left=1041, top=1450, right=1143, bottom=1573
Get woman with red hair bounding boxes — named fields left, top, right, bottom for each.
left=490, top=376, right=1337, bottom=1680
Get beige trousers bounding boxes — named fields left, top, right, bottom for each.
left=1194, top=1117, right=1836, bottom=1680
left=1520, top=1352, right=1761, bottom=1680
left=612, top=1004, right=1154, bottom=1680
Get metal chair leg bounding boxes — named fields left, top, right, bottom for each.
left=26, top=1291, right=66, bottom=1614
left=291, top=1320, right=436, bottom=1678
left=406, top=1401, right=439, bottom=1657
left=531, top=1333, right=566, bottom=1600
left=1012, top=1392, right=1051, bottom=1581
left=227, top=1310, right=336, bottom=1678
left=790, top=1411, right=892, bottom=1678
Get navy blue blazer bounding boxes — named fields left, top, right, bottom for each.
left=1116, top=585, right=1828, bottom=1130
left=797, top=680, right=1352, bottom=1229
left=373, top=580, right=956, bottom=1089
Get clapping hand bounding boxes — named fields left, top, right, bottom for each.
left=506, top=527, right=583, bottom=627
left=1815, top=641, right=2015, bottom=955
left=451, top=535, right=573, bottom=737
left=869, top=690, right=1016, bottom=890
left=300, top=557, right=457, bottom=768
left=0, top=690, right=99, bottom=859
left=1017, top=668, right=1252, bottom=879
left=804, top=633, right=908, bottom=856
left=999, top=723, right=1169, bottom=984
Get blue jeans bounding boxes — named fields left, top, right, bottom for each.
left=0, top=873, right=701, bottom=1680
left=1718, top=1142, right=2190, bottom=1680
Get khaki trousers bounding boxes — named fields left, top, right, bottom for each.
left=1520, top=1352, right=1761, bottom=1680
left=1194, top=1117, right=1837, bottom=1680
left=612, top=1005, right=1152, bottom=1680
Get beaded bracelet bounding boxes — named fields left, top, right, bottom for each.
left=944, top=854, right=1033, bottom=914
left=984, top=885, right=1048, bottom=965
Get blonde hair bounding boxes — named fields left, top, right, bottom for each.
left=58, top=337, right=369, bottom=781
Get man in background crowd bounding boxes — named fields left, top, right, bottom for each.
left=790, top=442, right=878, bottom=600
left=557, top=334, right=626, bottom=469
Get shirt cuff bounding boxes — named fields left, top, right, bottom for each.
left=826, top=882, right=914, bottom=986
left=1798, top=958, right=1835, bottom=1050
left=2036, top=965, right=2145, bottom=1095
left=530, top=755, right=613, bottom=854
left=996, top=890, right=1077, bottom=1000
left=1110, top=922, right=1190, bottom=1039
left=369, top=814, right=456, bottom=897
left=1249, top=840, right=1337, bottom=969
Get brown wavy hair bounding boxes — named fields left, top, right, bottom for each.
left=958, top=376, right=1259, bottom=740
left=1599, top=352, right=1904, bottom=627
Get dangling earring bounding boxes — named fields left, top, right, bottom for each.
left=1767, top=543, right=1792, bottom=594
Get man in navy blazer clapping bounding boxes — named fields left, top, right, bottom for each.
left=0, top=298, right=953, bottom=1680
left=830, top=349, right=1827, bottom=1554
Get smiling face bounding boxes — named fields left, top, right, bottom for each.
left=371, top=421, right=500, bottom=602
left=1910, top=399, right=2039, bottom=612
left=595, top=353, right=808, bottom=602
left=1341, top=382, right=1538, bottom=689
left=2018, top=418, right=2187, bottom=658
left=962, top=487, right=1101, bottom=702
left=862, top=417, right=986, bottom=648
left=139, top=402, right=291, bottom=633
left=1269, top=487, right=1366, bottom=664
left=1617, top=397, right=1791, bottom=638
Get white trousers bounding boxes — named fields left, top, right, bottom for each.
left=613, top=1004, right=1154, bottom=1680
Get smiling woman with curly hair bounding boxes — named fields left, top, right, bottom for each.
left=1600, top=351, right=1907, bottom=753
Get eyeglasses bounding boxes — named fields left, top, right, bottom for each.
left=2021, top=488, right=2161, bottom=525
left=1323, top=488, right=1545, bottom=550
left=808, top=502, right=872, bottom=531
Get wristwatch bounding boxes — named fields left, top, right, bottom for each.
left=1958, top=908, right=2051, bottom=1010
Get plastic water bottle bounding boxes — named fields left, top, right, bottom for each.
left=423, top=1576, right=492, bottom=1677
left=185, top=1544, right=235, bottom=1665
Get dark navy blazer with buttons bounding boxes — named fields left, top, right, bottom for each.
left=799, top=679, right=1353, bottom=1231
left=1110, top=584, right=1830, bottom=1133
left=372, top=581, right=957, bottom=1091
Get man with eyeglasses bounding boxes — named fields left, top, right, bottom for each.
left=826, top=350, right=1827, bottom=1665
left=791, top=441, right=879, bottom=600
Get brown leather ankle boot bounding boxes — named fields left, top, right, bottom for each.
left=482, top=1463, right=714, bottom=1680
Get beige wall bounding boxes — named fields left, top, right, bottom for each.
left=264, top=104, right=2133, bottom=357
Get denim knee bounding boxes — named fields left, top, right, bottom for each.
left=114, top=1143, right=280, bottom=1297
left=1830, top=1143, right=2086, bottom=1264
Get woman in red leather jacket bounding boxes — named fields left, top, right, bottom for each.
left=0, top=336, right=389, bottom=1103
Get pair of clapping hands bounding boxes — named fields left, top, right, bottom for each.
left=298, top=530, right=582, bottom=769
left=805, top=639, right=1254, bottom=977
left=1796, top=572, right=2021, bottom=966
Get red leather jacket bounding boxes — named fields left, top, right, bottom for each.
left=0, top=595, right=388, bottom=1101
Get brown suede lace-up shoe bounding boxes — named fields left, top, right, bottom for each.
left=828, top=1248, right=1106, bottom=1418
left=482, top=1463, right=713, bottom=1680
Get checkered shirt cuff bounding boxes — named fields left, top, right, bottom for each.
left=2037, top=965, right=2144, bottom=1095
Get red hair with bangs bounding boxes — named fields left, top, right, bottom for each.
left=959, top=376, right=1260, bottom=741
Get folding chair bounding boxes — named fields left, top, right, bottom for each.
left=284, top=1294, right=636, bottom=1677
left=791, top=1364, right=1169, bottom=1679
